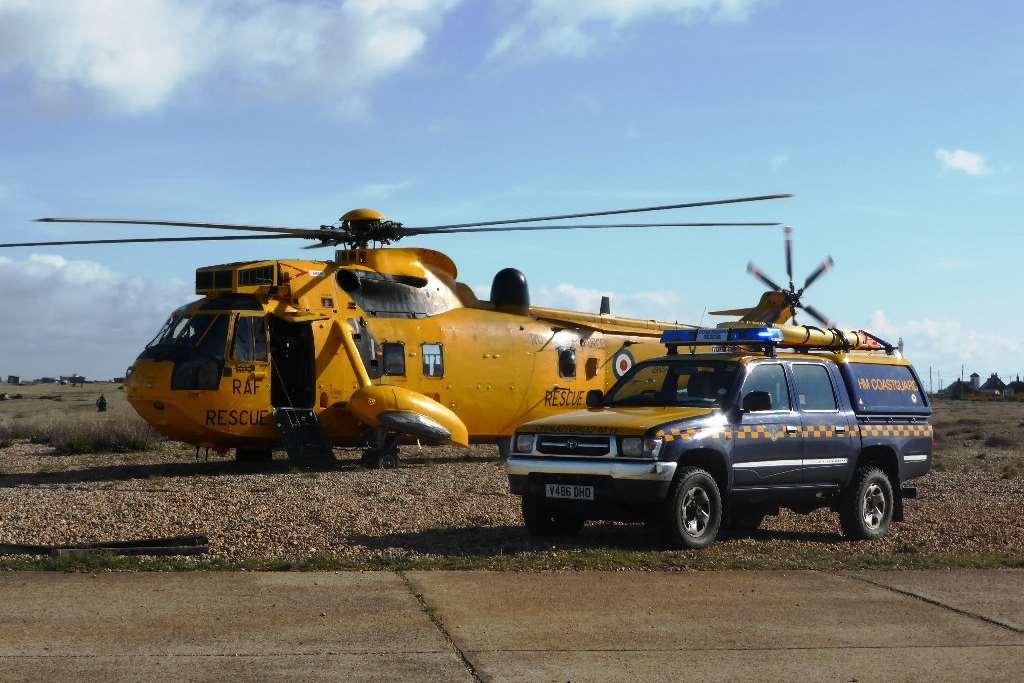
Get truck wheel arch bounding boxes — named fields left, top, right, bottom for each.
left=854, top=445, right=900, bottom=486
left=676, top=448, right=731, bottom=496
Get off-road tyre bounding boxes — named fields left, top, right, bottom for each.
left=521, top=496, right=585, bottom=537
left=664, top=467, right=722, bottom=550
left=839, top=466, right=894, bottom=540
left=235, top=447, right=274, bottom=463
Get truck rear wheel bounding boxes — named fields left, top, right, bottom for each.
left=521, top=496, right=584, bottom=537
left=664, top=467, right=722, bottom=549
left=839, top=466, right=894, bottom=540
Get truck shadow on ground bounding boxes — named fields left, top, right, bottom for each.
left=349, top=524, right=848, bottom=556
left=0, top=452, right=501, bottom=488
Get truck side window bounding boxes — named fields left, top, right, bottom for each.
left=793, top=364, right=837, bottom=411
left=558, top=348, right=576, bottom=378
left=383, top=342, right=405, bottom=376
left=422, top=343, right=444, bottom=377
left=741, top=364, right=791, bottom=411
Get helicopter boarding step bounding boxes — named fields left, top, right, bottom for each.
left=273, top=408, right=334, bottom=463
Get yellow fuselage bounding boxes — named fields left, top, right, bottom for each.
left=126, top=248, right=684, bottom=450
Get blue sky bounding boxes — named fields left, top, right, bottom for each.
left=1, top=0, right=1021, bottom=384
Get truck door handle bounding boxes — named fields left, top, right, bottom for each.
left=785, top=425, right=800, bottom=434
left=835, top=425, right=848, bottom=433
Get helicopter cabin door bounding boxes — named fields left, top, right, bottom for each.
left=268, top=317, right=316, bottom=409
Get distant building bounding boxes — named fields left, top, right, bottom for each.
left=60, top=375, right=86, bottom=386
left=941, top=378, right=977, bottom=398
left=111, top=377, right=126, bottom=384
left=970, top=372, right=981, bottom=390
left=6, top=375, right=18, bottom=385
left=979, top=373, right=1007, bottom=397
left=38, top=377, right=56, bottom=384
left=1007, top=376, right=1024, bottom=397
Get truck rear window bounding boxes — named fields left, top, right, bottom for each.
left=844, top=363, right=927, bottom=414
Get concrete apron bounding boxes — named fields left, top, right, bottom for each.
left=1, top=570, right=1022, bottom=682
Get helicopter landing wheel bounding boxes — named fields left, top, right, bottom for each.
left=362, top=431, right=401, bottom=469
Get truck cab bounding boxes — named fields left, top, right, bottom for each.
left=506, top=326, right=932, bottom=548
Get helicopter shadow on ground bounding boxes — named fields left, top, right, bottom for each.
left=348, top=523, right=846, bottom=557
left=0, top=451, right=503, bottom=488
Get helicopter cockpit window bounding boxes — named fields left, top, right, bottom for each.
left=336, top=270, right=457, bottom=319
left=558, top=347, right=577, bottom=378
left=145, top=313, right=220, bottom=353
left=232, top=316, right=268, bottom=362
left=167, top=314, right=229, bottom=390
left=383, top=342, right=405, bottom=376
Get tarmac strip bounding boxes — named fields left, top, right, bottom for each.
left=1, top=569, right=1021, bottom=682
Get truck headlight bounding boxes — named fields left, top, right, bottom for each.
left=621, top=437, right=663, bottom=459
left=514, top=433, right=535, bottom=453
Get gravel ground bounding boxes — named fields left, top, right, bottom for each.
left=1, top=398, right=1023, bottom=568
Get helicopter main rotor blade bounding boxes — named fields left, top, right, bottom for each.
left=746, top=262, right=784, bottom=292
left=784, top=226, right=794, bottom=290
left=405, top=193, right=793, bottom=231
left=803, top=256, right=835, bottom=290
left=35, top=217, right=328, bottom=238
left=0, top=235, right=300, bottom=248
left=401, top=221, right=781, bottom=235
left=799, top=303, right=835, bottom=328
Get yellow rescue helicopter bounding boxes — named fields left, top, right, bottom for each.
left=2, top=194, right=791, bottom=467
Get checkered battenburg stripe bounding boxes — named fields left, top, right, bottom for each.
left=656, top=423, right=933, bottom=443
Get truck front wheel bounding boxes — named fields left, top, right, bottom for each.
left=521, top=496, right=584, bottom=537
left=839, top=466, right=894, bottom=540
left=664, top=467, right=722, bottom=549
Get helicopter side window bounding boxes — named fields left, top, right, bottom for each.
left=232, top=316, right=268, bottom=362
left=558, top=347, right=576, bottom=378
left=383, top=342, right=405, bottom=376
left=422, top=343, right=444, bottom=377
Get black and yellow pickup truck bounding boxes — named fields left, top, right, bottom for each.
left=506, top=326, right=932, bottom=549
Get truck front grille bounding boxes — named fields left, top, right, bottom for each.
left=536, top=434, right=611, bottom=456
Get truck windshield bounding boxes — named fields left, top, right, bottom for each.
left=604, top=359, right=740, bottom=408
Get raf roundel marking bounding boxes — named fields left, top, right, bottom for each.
left=613, top=349, right=635, bottom=378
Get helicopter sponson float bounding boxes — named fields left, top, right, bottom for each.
left=3, top=194, right=791, bottom=468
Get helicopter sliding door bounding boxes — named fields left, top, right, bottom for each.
left=268, top=317, right=315, bottom=409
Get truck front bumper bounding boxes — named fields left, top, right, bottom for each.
left=506, top=456, right=677, bottom=502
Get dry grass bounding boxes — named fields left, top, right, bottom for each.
left=0, top=413, right=159, bottom=454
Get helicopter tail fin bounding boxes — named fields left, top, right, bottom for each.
left=710, top=291, right=794, bottom=325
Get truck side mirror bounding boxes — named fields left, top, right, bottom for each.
left=586, top=389, right=604, bottom=408
left=742, top=390, right=772, bottom=413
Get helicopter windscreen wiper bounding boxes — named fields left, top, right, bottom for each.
left=10, top=192, right=793, bottom=250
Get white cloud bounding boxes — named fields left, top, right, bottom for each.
left=935, top=147, right=991, bottom=176
left=866, top=309, right=1023, bottom=383
left=0, top=0, right=461, bottom=115
left=490, top=0, right=763, bottom=61
left=352, top=180, right=417, bottom=199
left=769, top=153, right=789, bottom=170
left=534, top=282, right=690, bottom=322
left=0, top=254, right=193, bottom=379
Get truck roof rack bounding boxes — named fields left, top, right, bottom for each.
left=660, top=325, right=896, bottom=357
